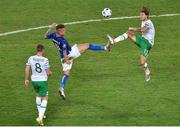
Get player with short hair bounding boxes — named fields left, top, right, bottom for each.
left=45, top=23, right=110, bottom=99
left=25, top=44, right=52, bottom=126
left=107, top=7, right=155, bottom=82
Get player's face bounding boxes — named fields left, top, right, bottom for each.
left=140, top=12, right=147, bottom=21
left=57, top=28, right=66, bottom=36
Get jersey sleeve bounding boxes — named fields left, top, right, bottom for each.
left=45, top=33, right=55, bottom=39
left=44, top=59, right=50, bottom=69
left=26, top=57, right=31, bottom=66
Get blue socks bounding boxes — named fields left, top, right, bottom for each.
left=59, top=74, right=69, bottom=89
left=88, top=44, right=105, bottom=51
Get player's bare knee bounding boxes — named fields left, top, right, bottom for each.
left=140, top=56, right=146, bottom=65
left=126, top=31, right=130, bottom=36
left=77, top=43, right=89, bottom=53
left=84, top=43, right=89, bottom=49
left=42, top=96, right=48, bottom=100
left=64, top=70, right=70, bottom=75
left=83, top=43, right=89, bottom=52
left=127, top=31, right=134, bottom=37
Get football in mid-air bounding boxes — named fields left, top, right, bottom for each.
left=102, top=8, right=112, bottom=17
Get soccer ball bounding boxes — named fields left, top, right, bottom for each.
left=102, top=8, right=112, bottom=17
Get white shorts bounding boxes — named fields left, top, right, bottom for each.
left=61, top=44, right=81, bottom=71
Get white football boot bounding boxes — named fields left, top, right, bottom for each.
left=59, top=88, right=66, bottom=99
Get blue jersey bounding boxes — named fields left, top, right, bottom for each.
left=46, top=32, right=72, bottom=58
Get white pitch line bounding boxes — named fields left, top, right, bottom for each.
left=0, top=13, right=180, bottom=37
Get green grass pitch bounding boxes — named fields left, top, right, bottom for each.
left=0, top=0, right=180, bottom=125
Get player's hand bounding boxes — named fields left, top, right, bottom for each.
left=24, top=80, right=30, bottom=87
left=66, top=60, right=71, bottom=65
left=50, top=22, right=57, bottom=28
left=128, top=27, right=136, bottom=31
left=47, top=70, right=52, bottom=76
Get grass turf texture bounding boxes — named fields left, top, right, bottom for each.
left=0, top=0, right=180, bottom=125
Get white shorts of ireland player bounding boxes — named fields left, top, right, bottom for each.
left=61, top=44, right=81, bottom=71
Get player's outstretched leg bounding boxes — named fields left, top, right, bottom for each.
left=59, top=70, right=70, bottom=99
left=58, top=43, right=109, bottom=99
left=107, top=32, right=128, bottom=45
left=77, top=43, right=110, bottom=53
left=107, top=30, right=136, bottom=45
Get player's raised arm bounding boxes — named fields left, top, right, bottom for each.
left=128, top=25, right=148, bottom=32
left=128, top=27, right=140, bottom=32
left=24, top=65, right=30, bottom=87
left=129, top=27, right=148, bottom=32
left=44, top=22, right=57, bottom=39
